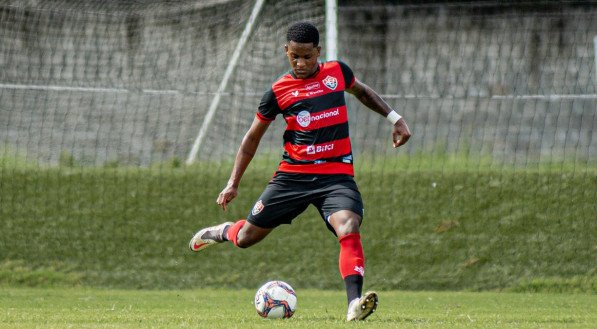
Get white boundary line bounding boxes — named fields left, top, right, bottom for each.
left=0, top=83, right=266, bottom=97
left=0, top=83, right=129, bottom=93
left=2, top=84, right=595, bottom=100
left=379, top=94, right=597, bottom=100
left=491, top=94, right=597, bottom=100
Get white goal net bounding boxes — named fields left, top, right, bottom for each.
left=0, top=0, right=596, bottom=168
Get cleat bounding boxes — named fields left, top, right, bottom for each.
left=189, top=222, right=233, bottom=252
left=346, top=291, right=378, bottom=321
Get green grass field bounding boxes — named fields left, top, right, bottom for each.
left=1, top=288, right=595, bottom=328
left=0, top=156, right=595, bottom=327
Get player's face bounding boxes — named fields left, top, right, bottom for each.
left=285, top=41, right=321, bottom=79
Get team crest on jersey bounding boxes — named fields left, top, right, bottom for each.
left=291, top=90, right=299, bottom=97
left=252, top=200, right=265, bottom=216
left=322, top=75, right=338, bottom=90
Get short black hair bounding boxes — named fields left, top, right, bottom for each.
left=286, top=21, right=319, bottom=46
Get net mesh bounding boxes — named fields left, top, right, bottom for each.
left=0, top=0, right=325, bottom=165
left=341, top=3, right=596, bottom=168
left=1, top=1, right=595, bottom=166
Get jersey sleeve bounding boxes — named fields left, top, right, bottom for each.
left=338, top=61, right=356, bottom=89
left=257, top=88, right=281, bottom=122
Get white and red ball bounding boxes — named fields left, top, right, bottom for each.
left=254, top=281, right=297, bottom=319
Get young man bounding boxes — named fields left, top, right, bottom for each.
left=189, top=22, right=411, bottom=321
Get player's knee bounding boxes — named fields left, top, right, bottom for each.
left=235, top=230, right=262, bottom=248
left=235, top=237, right=253, bottom=248
left=345, top=217, right=361, bottom=232
left=334, top=216, right=361, bottom=237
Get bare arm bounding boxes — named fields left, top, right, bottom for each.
left=347, top=79, right=411, bottom=148
left=216, top=116, right=271, bottom=211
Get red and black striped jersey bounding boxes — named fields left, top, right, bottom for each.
left=257, top=61, right=356, bottom=176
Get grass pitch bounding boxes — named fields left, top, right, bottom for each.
left=0, top=288, right=595, bottom=328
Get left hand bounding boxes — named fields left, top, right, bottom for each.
left=392, top=118, right=411, bottom=148
left=216, top=184, right=238, bottom=211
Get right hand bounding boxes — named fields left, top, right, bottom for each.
left=392, top=118, right=411, bottom=148
left=216, top=184, right=238, bottom=211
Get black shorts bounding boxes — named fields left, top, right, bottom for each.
left=247, top=172, right=364, bottom=234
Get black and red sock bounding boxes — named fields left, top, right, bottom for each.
left=225, top=219, right=246, bottom=246
left=338, top=233, right=365, bottom=304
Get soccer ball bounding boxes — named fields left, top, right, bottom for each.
left=254, top=280, right=297, bottom=319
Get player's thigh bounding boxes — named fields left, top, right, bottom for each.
left=247, top=181, right=311, bottom=229
left=315, top=178, right=364, bottom=235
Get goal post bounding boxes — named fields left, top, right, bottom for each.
left=594, top=35, right=597, bottom=85
left=325, top=0, right=338, bottom=61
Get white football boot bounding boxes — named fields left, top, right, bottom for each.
left=346, top=291, right=378, bottom=321
left=189, top=222, right=233, bottom=252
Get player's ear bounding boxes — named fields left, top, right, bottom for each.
left=284, top=44, right=289, bottom=53
left=316, top=46, right=321, bottom=56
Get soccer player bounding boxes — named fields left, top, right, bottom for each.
left=189, top=21, right=411, bottom=321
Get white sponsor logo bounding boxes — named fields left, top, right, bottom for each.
left=354, top=265, right=365, bottom=276
left=297, top=111, right=311, bottom=128
left=291, top=90, right=299, bottom=97
left=307, top=89, right=324, bottom=96
left=305, top=82, right=320, bottom=90
left=296, top=108, right=340, bottom=128
left=306, top=143, right=334, bottom=155
left=322, top=75, right=338, bottom=90
left=316, top=144, right=334, bottom=152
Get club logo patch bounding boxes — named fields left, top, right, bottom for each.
left=322, top=75, right=338, bottom=90
left=252, top=200, right=265, bottom=216
left=291, top=90, right=299, bottom=97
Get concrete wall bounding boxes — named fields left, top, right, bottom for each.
left=340, top=4, right=597, bottom=165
